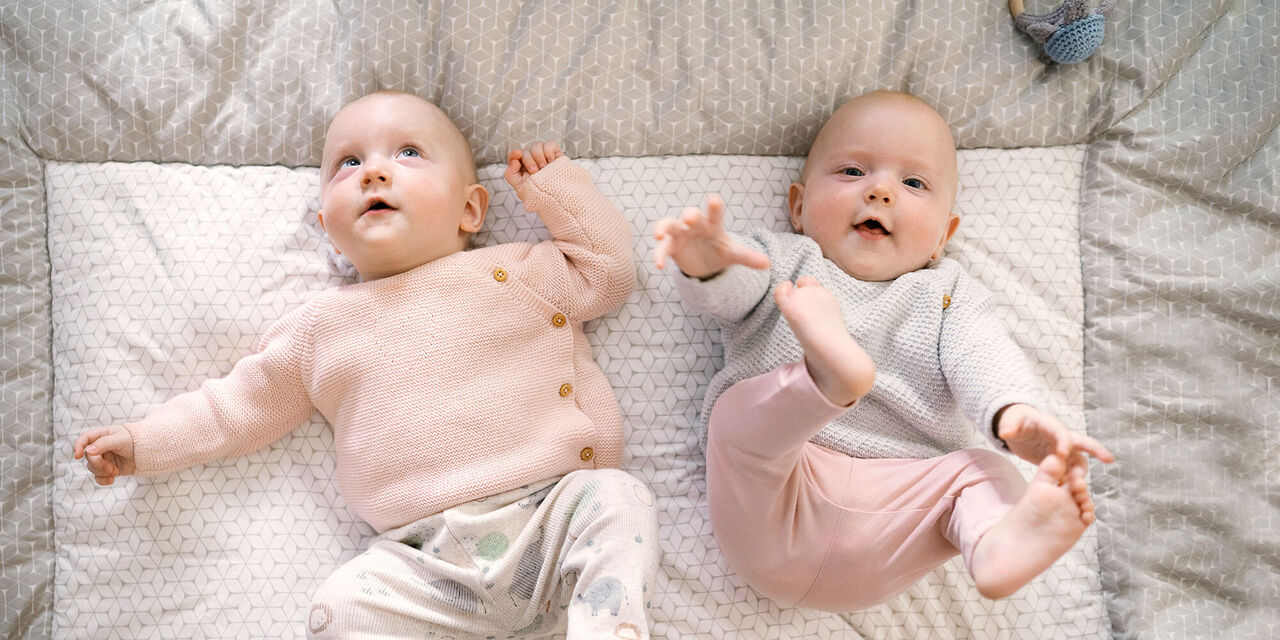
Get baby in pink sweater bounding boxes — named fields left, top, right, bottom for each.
left=74, top=91, right=658, bottom=640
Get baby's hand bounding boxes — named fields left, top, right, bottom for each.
left=996, top=404, right=1115, bottom=467
left=653, top=194, right=770, bottom=280
left=504, top=141, right=565, bottom=192
left=73, top=425, right=137, bottom=486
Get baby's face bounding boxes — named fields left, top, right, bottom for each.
left=318, top=93, right=485, bottom=280
left=790, top=93, right=960, bottom=282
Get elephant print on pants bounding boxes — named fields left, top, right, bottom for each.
left=577, top=576, right=626, bottom=616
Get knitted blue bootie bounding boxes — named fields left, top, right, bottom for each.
left=1010, top=0, right=1116, bottom=64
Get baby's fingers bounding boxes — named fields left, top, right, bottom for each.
left=1073, top=433, right=1115, bottom=464
left=73, top=426, right=115, bottom=459
left=704, top=194, right=725, bottom=226
left=519, top=149, right=541, bottom=176
left=528, top=144, right=548, bottom=168
left=653, top=239, right=672, bottom=271
left=83, top=429, right=129, bottom=457
left=86, top=455, right=115, bottom=476
left=727, top=242, right=770, bottom=270
left=504, top=152, right=525, bottom=181
left=652, top=218, right=688, bottom=270
left=517, top=141, right=563, bottom=174
left=73, top=432, right=92, bottom=460
left=679, top=205, right=706, bottom=227
left=83, top=452, right=117, bottom=482
left=654, top=217, right=692, bottom=243
left=533, top=141, right=562, bottom=167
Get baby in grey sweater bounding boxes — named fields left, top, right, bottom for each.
left=654, top=90, right=1115, bottom=609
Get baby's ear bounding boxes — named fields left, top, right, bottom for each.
left=787, top=182, right=805, bottom=232
left=316, top=211, right=342, bottom=255
left=932, top=213, right=961, bottom=259
left=459, top=183, right=490, bottom=233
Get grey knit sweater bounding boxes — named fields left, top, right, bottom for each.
left=674, top=228, right=1046, bottom=460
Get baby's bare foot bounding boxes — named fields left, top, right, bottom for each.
left=969, top=454, right=1093, bottom=599
left=774, top=276, right=875, bottom=406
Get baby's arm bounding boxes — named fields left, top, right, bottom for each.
left=504, top=142, right=636, bottom=321
left=995, top=403, right=1115, bottom=466
left=654, top=196, right=776, bottom=324
left=653, top=194, right=770, bottom=279
left=939, top=274, right=1113, bottom=466
left=71, top=303, right=316, bottom=483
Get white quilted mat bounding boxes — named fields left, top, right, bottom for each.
left=50, top=149, right=1105, bottom=639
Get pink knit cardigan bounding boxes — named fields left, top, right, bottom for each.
left=126, top=157, right=636, bottom=533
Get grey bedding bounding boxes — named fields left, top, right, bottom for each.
left=1, top=62, right=53, bottom=638
left=1082, top=6, right=1279, bottom=636
left=3, top=1, right=1277, bottom=638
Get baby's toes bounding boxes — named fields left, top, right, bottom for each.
left=1068, top=474, right=1096, bottom=519
left=773, top=281, right=797, bottom=307
left=1071, top=481, right=1091, bottom=506
left=1078, top=496, right=1097, bottom=525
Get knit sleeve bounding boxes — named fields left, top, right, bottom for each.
left=671, top=232, right=772, bottom=325
left=125, top=302, right=317, bottom=474
left=937, top=273, right=1047, bottom=450
left=512, top=156, right=636, bottom=322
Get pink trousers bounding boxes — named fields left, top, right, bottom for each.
left=705, top=361, right=1027, bottom=612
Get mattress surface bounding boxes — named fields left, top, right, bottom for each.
left=47, top=150, right=1100, bottom=638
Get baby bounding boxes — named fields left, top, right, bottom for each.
left=74, top=90, right=658, bottom=639
left=653, top=89, right=1115, bottom=610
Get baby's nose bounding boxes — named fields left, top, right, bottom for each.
left=866, top=190, right=892, bottom=205
left=361, top=164, right=391, bottom=186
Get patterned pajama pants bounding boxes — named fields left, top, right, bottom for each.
left=307, top=469, right=659, bottom=639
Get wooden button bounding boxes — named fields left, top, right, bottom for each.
left=559, top=383, right=573, bottom=397
left=493, top=267, right=508, bottom=282
left=580, top=447, right=594, bottom=461
left=551, top=312, right=567, bottom=327
left=942, top=294, right=952, bottom=310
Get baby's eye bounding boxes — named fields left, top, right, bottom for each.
left=903, top=178, right=925, bottom=189
left=339, top=157, right=360, bottom=169
left=398, top=148, right=422, bottom=159
left=842, top=167, right=865, bottom=177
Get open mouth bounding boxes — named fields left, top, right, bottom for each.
left=854, top=218, right=889, bottom=235
left=363, top=199, right=393, bottom=214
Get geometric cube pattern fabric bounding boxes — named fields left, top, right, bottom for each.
left=48, top=148, right=1103, bottom=639
left=8, top=1, right=1120, bottom=169
left=1079, top=6, right=1280, bottom=639
left=0, top=67, right=54, bottom=640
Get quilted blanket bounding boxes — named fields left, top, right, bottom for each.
left=3, top=1, right=1276, bottom=639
